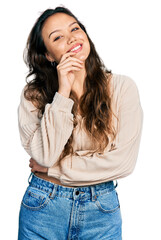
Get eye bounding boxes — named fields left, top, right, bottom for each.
left=71, top=27, right=79, bottom=32
left=54, top=36, right=62, bottom=41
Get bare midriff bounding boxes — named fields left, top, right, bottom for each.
left=34, top=172, right=74, bottom=188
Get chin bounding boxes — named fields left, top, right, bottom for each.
left=78, top=51, right=90, bottom=61
left=79, top=55, right=86, bottom=61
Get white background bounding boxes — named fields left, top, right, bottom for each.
left=0, top=0, right=161, bottom=239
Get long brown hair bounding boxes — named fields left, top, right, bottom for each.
left=24, top=7, right=117, bottom=158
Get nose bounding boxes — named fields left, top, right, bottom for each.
left=67, top=34, right=76, bottom=45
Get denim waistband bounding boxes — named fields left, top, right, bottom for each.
left=28, top=173, right=117, bottom=201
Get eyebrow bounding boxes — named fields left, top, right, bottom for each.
left=48, top=21, right=78, bottom=38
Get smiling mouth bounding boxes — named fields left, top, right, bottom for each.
left=68, top=44, right=83, bottom=53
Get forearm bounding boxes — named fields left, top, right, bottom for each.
left=47, top=77, right=144, bottom=186
left=18, top=91, right=74, bottom=167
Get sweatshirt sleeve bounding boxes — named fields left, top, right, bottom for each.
left=18, top=90, right=74, bottom=168
left=48, top=77, right=144, bottom=186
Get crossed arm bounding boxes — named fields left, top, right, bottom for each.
left=19, top=76, right=143, bottom=186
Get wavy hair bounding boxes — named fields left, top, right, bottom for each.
left=24, top=6, right=117, bottom=159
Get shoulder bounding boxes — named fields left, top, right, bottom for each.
left=19, top=85, right=39, bottom=112
left=111, top=73, right=138, bottom=90
left=110, top=73, right=139, bottom=98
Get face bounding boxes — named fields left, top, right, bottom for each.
left=41, top=13, right=90, bottom=63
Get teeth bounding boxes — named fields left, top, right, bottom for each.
left=71, top=45, right=81, bottom=52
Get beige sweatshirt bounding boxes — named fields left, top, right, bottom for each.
left=18, top=74, right=143, bottom=186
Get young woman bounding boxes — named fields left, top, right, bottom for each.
left=18, top=6, right=143, bottom=240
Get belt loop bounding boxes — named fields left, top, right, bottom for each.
left=50, top=184, right=58, bottom=199
left=28, top=172, right=33, bottom=184
left=114, top=180, right=118, bottom=189
left=91, top=186, right=97, bottom=202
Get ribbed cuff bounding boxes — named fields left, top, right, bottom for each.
left=52, top=92, right=74, bottom=112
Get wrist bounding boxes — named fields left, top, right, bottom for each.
left=58, top=89, right=70, bottom=98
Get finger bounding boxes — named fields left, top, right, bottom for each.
left=59, top=57, right=83, bottom=65
left=61, top=66, right=83, bottom=72
left=60, top=51, right=77, bottom=63
left=30, top=158, right=36, bottom=164
left=58, top=60, right=83, bottom=70
left=29, top=158, right=34, bottom=163
left=59, top=51, right=84, bottom=65
left=29, top=160, right=33, bottom=166
left=59, top=57, right=84, bottom=68
left=58, top=57, right=84, bottom=68
left=29, top=162, right=33, bottom=168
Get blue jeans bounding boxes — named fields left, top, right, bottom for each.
left=18, top=174, right=122, bottom=239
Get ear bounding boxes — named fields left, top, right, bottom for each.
left=45, top=52, right=55, bottom=62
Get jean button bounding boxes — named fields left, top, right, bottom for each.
left=75, top=190, right=79, bottom=195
